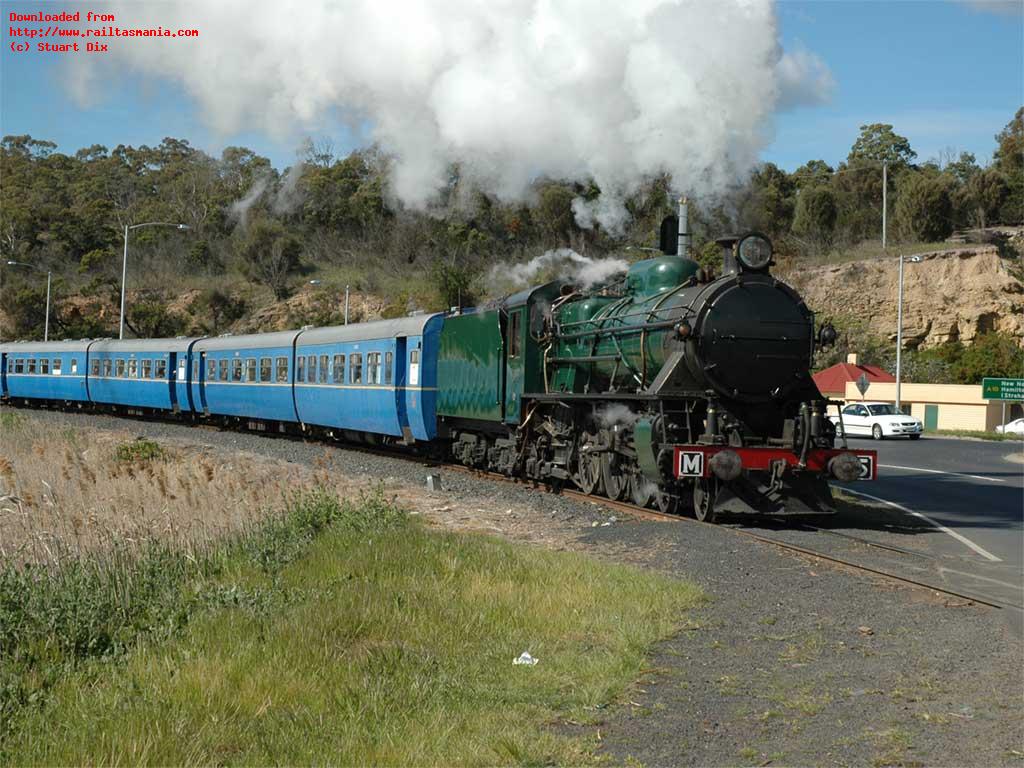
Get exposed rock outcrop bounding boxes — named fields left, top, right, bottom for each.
left=779, top=246, right=1023, bottom=348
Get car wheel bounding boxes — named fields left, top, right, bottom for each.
left=872, top=424, right=884, bottom=440
left=908, top=434, right=921, bottom=440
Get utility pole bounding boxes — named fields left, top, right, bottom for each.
left=344, top=285, right=350, bottom=325
left=882, top=161, right=888, bottom=250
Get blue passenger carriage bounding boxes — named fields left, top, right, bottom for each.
left=87, top=338, right=203, bottom=413
left=293, top=315, right=443, bottom=441
left=0, top=340, right=91, bottom=404
left=194, top=331, right=299, bottom=423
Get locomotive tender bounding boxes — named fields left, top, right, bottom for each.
left=0, top=212, right=875, bottom=521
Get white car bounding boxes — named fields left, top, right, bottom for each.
left=830, top=402, right=923, bottom=440
left=995, top=418, right=1024, bottom=435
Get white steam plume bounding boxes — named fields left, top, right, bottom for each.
left=69, top=1, right=833, bottom=232
left=228, top=163, right=307, bottom=225
left=490, top=248, right=628, bottom=292
left=228, top=175, right=269, bottom=228
left=272, top=163, right=307, bottom=215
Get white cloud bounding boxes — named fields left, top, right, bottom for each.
left=776, top=47, right=836, bottom=110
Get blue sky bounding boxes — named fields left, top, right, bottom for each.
left=1, top=0, right=1021, bottom=172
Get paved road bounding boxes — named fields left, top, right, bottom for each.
left=837, top=434, right=1023, bottom=618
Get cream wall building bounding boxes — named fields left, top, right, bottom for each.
left=841, top=381, right=1021, bottom=432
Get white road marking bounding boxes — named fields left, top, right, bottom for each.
left=936, top=567, right=1021, bottom=591
left=880, top=464, right=1007, bottom=483
left=842, top=487, right=1003, bottom=563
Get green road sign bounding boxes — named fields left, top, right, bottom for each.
left=981, top=378, right=1024, bottom=401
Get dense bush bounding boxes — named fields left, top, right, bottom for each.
left=1, top=109, right=1021, bottom=340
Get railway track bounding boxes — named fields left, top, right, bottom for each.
left=438, top=462, right=1012, bottom=611
left=8, top=403, right=1014, bottom=611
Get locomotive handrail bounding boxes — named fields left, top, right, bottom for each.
left=557, top=302, right=682, bottom=329
left=555, top=318, right=677, bottom=342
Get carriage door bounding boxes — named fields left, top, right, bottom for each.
left=504, top=308, right=525, bottom=424
left=197, top=352, right=209, bottom=414
left=167, top=352, right=178, bottom=411
left=394, top=337, right=410, bottom=440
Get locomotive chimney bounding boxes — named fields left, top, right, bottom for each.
left=677, top=196, right=690, bottom=259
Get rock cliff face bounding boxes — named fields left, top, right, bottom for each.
left=779, top=247, right=1024, bottom=348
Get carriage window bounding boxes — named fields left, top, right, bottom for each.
left=276, top=356, right=288, bottom=382
left=297, top=356, right=305, bottom=382
left=307, top=354, right=317, bottom=383
left=245, top=358, right=257, bottom=383
left=156, top=359, right=167, bottom=379
left=332, top=354, right=345, bottom=384
left=52, top=358, right=61, bottom=375
left=193, top=360, right=199, bottom=381
left=127, top=359, right=138, bottom=378
left=219, top=359, right=228, bottom=381
left=350, top=353, right=362, bottom=384
left=103, top=359, right=112, bottom=377
left=384, top=351, right=393, bottom=384
left=177, top=359, right=187, bottom=381
left=142, top=359, right=153, bottom=378
left=90, top=359, right=99, bottom=376
left=14, top=359, right=24, bottom=374
left=259, top=357, right=272, bottom=382
left=366, top=352, right=381, bottom=385
left=40, top=358, right=49, bottom=375
left=27, top=359, right=36, bottom=374
left=116, top=359, right=125, bottom=377
left=509, top=311, right=521, bottom=358
left=231, top=359, right=243, bottom=382
left=318, top=354, right=329, bottom=384
left=207, top=359, right=215, bottom=381
left=71, top=358, right=78, bottom=374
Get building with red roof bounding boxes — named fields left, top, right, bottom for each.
left=813, top=354, right=895, bottom=399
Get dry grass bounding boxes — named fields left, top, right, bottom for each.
left=0, top=413, right=322, bottom=566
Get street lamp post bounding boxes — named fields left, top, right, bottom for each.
left=5, top=260, right=52, bottom=341
left=120, top=222, right=190, bottom=339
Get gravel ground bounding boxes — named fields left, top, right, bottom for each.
left=6, top=407, right=1023, bottom=767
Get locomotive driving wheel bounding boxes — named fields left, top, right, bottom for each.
left=574, top=431, right=603, bottom=496
left=628, top=468, right=654, bottom=507
left=693, top=479, right=717, bottom=523
left=601, top=452, right=627, bottom=501
left=655, top=489, right=681, bottom=515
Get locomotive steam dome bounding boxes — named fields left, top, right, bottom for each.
left=690, top=274, right=814, bottom=402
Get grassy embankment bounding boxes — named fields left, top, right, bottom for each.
left=0, top=412, right=701, bottom=764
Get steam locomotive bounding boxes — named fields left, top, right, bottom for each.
left=1, top=204, right=875, bottom=521
left=442, top=204, right=876, bottom=521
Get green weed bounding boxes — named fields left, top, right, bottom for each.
left=114, top=438, right=166, bottom=464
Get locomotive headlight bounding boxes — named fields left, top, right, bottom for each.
left=737, top=233, right=773, bottom=271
